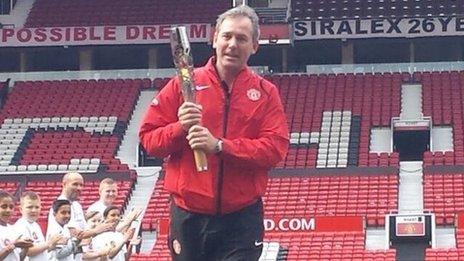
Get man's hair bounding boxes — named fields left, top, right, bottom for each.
left=215, top=5, right=260, bottom=42
left=99, top=178, right=116, bottom=190
left=20, top=191, right=40, bottom=204
left=103, top=205, right=120, bottom=219
left=62, top=172, right=82, bottom=183
left=0, top=190, right=13, bottom=201
left=52, top=199, right=71, bottom=214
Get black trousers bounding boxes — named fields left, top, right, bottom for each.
left=168, top=199, right=264, bottom=261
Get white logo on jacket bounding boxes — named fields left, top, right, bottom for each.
left=195, top=85, right=210, bottom=91
left=247, top=88, right=261, bottom=101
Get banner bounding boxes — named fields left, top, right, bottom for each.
left=0, top=24, right=211, bottom=47
left=293, top=17, right=464, bottom=40
left=395, top=215, right=425, bottom=236
left=264, top=216, right=364, bottom=232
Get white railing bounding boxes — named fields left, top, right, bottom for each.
left=0, top=66, right=269, bottom=84
left=306, top=61, right=464, bottom=75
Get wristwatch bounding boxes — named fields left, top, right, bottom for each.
left=214, top=139, right=223, bottom=154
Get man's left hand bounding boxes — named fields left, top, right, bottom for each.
left=187, top=125, right=218, bottom=154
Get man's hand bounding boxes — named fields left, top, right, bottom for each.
left=187, top=125, right=219, bottom=154
left=178, top=102, right=202, bottom=132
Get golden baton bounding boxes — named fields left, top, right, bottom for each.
left=170, top=26, right=208, bottom=172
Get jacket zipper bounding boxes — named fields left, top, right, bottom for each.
left=216, top=81, right=230, bottom=215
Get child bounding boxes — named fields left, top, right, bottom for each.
left=14, top=191, right=63, bottom=261
left=82, top=211, right=111, bottom=260
left=0, top=190, right=33, bottom=261
left=46, top=199, right=79, bottom=261
left=91, top=206, right=140, bottom=261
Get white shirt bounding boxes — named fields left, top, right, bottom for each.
left=14, top=218, right=47, bottom=261
left=47, top=195, right=86, bottom=261
left=45, top=220, right=74, bottom=261
left=86, top=200, right=107, bottom=217
left=47, top=195, right=87, bottom=234
left=92, top=231, right=126, bottom=261
left=0, top=223, right=21, bottom=261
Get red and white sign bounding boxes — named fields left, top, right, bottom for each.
left=264, top=216, right=364, bottom=232
left=294, top=16, right=464, bottom=40
left=0, top=24, right=211, bottom=47
left=395, top=216, right=425, bottom=236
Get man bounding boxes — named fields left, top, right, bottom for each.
left=139, top=5, right=288, bottom=261
left=47, top=172, right=113, bottom=260
left=48, top=172, right=87, bottom=232
left=15, top=191, right=62, bottom=261
left=86, top=178, right=118, bottom=216
left=86, top=178, right=141, bottom=232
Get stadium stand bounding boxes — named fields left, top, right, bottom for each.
left=267, top=73, right=404, bottom=168
left=0, top=181, right=18, bottom=195
left=142, top=173, right=399, bottom=231
left=418, top=71, right=464, bottom=165
left=0, top=79, right=144, bottom=173
left=25, top=0, right=231, bottom=27
left=141, top=178, right=170, bottom=232
left=425, top=227, right=464, bottom=260
left=290, top=0, right=464, bottom=20
left=0, top=78, right=143, bottom=228
left=265, top=231, right=396, bottom=260
left=423, top=173, right=464, bottom=225
left=136, top=173, right=398, bottom=259
left=131, top=234, right=170, bottom=261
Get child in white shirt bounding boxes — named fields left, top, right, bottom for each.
left=0, top=190, right=33, bottom=261
left=14, top=191, right=63, bottom=261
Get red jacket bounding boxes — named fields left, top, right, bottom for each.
left=139, top=57, right=289, bottom=215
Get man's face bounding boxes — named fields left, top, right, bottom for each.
left=63, top=175, right=83, bottom=201
left=0, top=196, right=14, bottom=224
left=20, top=198, right=41, bottom=222
left=55, top=205, right=71, bottom=226
left=100, top=184, right=118, bottom=206
left=213, top=16, right=258, bottom=75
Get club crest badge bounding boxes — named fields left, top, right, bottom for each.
left=172, top=239, right=181, bottom=254
left=247, top=88, right=261, bottom=101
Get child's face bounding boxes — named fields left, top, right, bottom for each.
left=88, top=214, right=102, bottom=229
left=54, top=205, right=71, bottom=226
left=0, top=196, right=14, bottom=224
left=105, top=209, right=121, bottom=224
left=20, top=198, right=41, bottom=222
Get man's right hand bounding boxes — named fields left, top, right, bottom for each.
left=178, top=102, right=202, bottom=132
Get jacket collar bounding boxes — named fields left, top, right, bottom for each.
left=205, top=56, right=254, bottom=85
